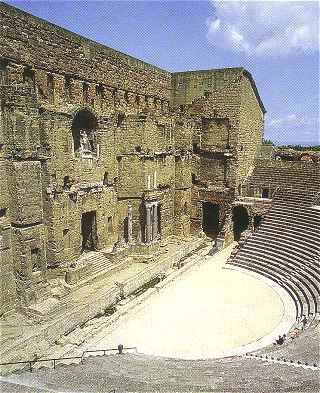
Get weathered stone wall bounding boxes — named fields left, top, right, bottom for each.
left=174, top=117, right=193, bottom=152
left=173, top=188, right=191, bottom=237
left=171, top=69, right=265, bottom=242
left=237, top=74, right=264, bottom=187
left=0, top=3, right=171, bottom=101
left=46, top=186, right=118, bottom=266
left=172, top=68, right=242, bottom=108
left=0, top=159, right=16, bottom=314
left=0, top=3, right=267, bottom=314
left=9, top=161, right=43, bottom=225
left=173, top=70, right=242, bottom=194
left=173, top=70, right=243, bottom=155
left=201, top=118, right=230, bottom=151
left=158, top=188, right=175, bottom=239
left=198, top=157, right=226, bottom=188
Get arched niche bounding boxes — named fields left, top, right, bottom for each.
left=72, top=109, right=98, bottom=157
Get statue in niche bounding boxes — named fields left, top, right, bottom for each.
left=79, top=129, right=91, bottom=152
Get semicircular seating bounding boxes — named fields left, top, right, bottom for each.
left=228, top=187, right=320, bottom=367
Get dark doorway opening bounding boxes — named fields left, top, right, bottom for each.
left=254, top=215, right=262, bottom=230
left=103, top=171, right=109, bottom=185
left=233, top=206, right=249, bottom=241
left=123, top=216, right=129, bottom=243
left=31, top=248, right=41, bottom=272
left=202, top=202, right=220, bottom=239
left=157, top=204, right=161, bottom=235
left=81, top=211, right=97, bottom=252
left=261, top=188, right=269, bottom=198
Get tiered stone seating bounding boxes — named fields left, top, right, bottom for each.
left=229, top=187, right=320, bottom=368
left=229, top=188, right=320, bottom=318
left=249, top=318, right=320, bottom=368
left=1, top=353, right=318, bottom=392
left=1, top=190, right=319, bottom=391
left=248, top=164, right=320, bottom=194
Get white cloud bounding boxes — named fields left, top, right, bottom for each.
left=265, top=113, right=319, bottom=129
left=264, top=113, right=319, bottom=145
left=206, top=1, right=319, bottom=57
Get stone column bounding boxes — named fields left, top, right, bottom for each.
left=145, top=203, right=152, bottom=243
left=128, top=203, right=133, bottom=243
left=154, top=171, right=157, bottom=189
left=152, top=203, right=158, bottom=241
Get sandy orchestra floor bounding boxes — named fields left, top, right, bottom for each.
left=83, top=246, right=289, bottom=359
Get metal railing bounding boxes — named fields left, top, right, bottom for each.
left=0, top=347, right=137, bottom=373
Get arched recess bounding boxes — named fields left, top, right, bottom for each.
left=71, top=109, right=98, bottom=156
left=232, top=205, right=250, bottom=241
left=202, top=202, right=220, bottom=239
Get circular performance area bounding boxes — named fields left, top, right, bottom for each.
left=85, top=247, right=295, bottom=360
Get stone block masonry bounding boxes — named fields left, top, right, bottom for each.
left=0, top=1, right=267, bottom=320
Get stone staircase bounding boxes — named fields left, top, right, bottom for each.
left=65, top=251, right=131, bottom=286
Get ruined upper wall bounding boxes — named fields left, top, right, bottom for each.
left=171, top=68, right=242, bottom=107
left=0, top=2, right=171, bottom=99
left=171, top=68, right=265, bottom=114
left=237, top=73, right=264, bottom=184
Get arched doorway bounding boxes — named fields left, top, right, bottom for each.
left=72, top=109, right=97, bottom=157
left=202, top=202, right=220, bottom=239
left=232, top=206, right=249, bottom=241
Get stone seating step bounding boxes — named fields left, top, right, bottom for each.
left=254, top=227, right=320, bottom=251
left=237, top=245, right=318, bottom=293
left=266, top=206, right=320, bottom=222
left=255, top=233, right=320, bottom=257
left=239, top=243, right=320, bottom=296
left=241, top=241, right=320, bottom=278
left=251, top=233, right=318, bottom=259
left=249, top=239, right=320, bottom=269
left=9, top=351, right=319, bottom=392
left=258, top=223, right=319, bottom=245
left=266, top=207, right=320, bottom=223
left=242, top=238, right=317, bottom=264
left=234, top=255, right=314, bottom=315
left=269, top=204, right=320, bottom=222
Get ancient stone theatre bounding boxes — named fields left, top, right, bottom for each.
left=0, top=3, right=319, bottom=391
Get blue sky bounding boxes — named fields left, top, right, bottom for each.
left=7, top=0, right=319, bottom=146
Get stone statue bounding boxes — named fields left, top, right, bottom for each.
left=79, top=129, right=91, bottom=152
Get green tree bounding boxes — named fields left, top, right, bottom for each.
left=262, top=138, right=274, bottom=146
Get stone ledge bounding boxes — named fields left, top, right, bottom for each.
left=0, top=237, right=205, bottom=372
